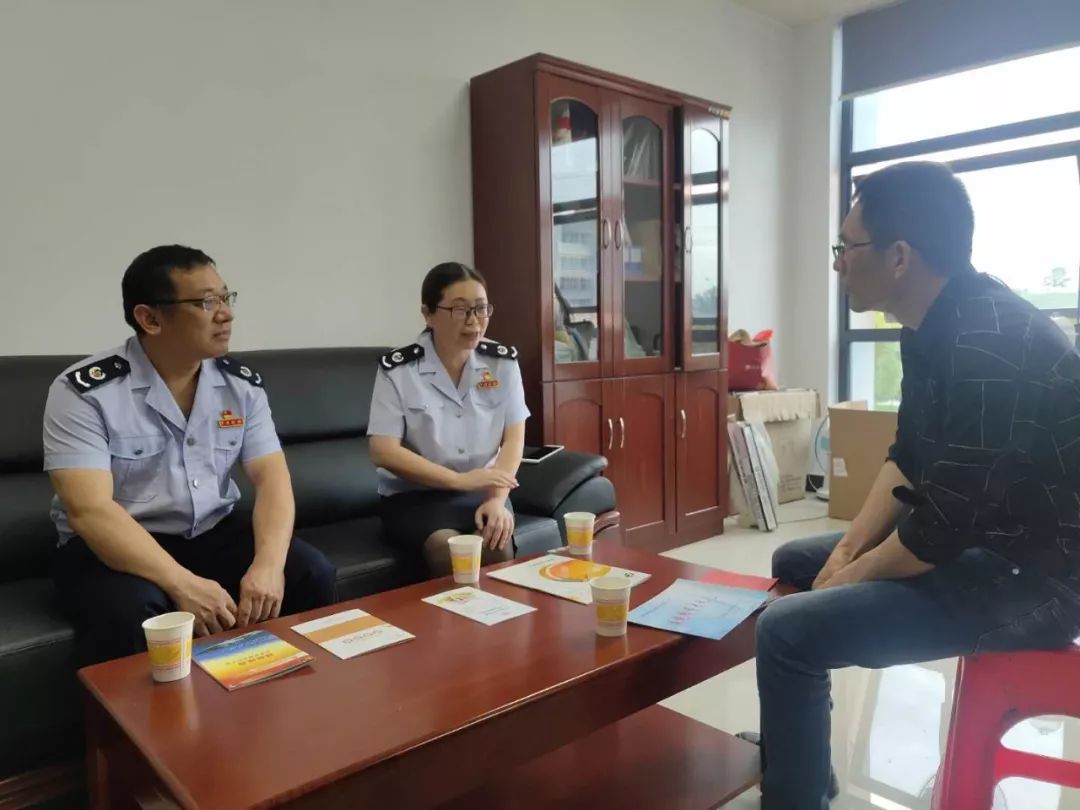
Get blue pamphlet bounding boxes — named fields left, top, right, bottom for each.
left=627, top=578, right=769, bottom=641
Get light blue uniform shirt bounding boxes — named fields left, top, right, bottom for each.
left=42, top=336, right=281, bottom=542
left=367, top=331, right=530, bottom=496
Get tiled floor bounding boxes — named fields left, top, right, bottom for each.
left=659, top=501, right=1080, bottom=809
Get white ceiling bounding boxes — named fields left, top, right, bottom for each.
left=731, top=0, right=898, bottom=26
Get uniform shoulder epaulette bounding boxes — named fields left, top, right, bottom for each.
left=216, top=356, right=264, bottom=387
left=380, top=343, right=424, bottom=370
left=476, top=340, right=519, bottom=361
left=66, top=355, right=131, bottom=393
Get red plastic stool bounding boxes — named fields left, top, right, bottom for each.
left=933, top=646, right=1080, bottom=809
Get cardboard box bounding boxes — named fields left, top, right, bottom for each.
left=729, top=389, right=820, bottom=504
left=827, top=401, right=898, bottom=520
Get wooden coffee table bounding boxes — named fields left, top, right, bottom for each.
left=81, top=544, right=773, bottom=809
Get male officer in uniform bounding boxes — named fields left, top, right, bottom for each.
left=45, top=245, right=336, bottom=665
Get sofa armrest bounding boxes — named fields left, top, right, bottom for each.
left=510, top=450, right=608, bottom=517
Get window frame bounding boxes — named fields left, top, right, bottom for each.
left=837, top=103, right=1080, bottom=401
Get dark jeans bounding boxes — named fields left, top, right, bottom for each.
left=758, top=531, right=1080, bottom=810
left=53, top=517, right=337, bottom=667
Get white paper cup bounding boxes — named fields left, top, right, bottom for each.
left=449, top=535, right=483, bottom=585
left=591, top=576, right=631, bottom=637
left=142, top=612, right=195, bottom=683
left=564, top=512, right=596, bottom=557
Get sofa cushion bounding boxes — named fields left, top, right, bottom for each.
left=0, top=472, right=61, bottom=583
left=0, top=578, right=80, bottom=777
left=299, top=517, right=421, bottom=602
left=232, top=347, right=389, bottom=442
left=232, top=437, right=381, bottom=527
left=513, top=514, right=562, bottom=558
left=0, top=579, right=72, bottom=659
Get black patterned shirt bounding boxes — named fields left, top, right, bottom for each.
left=890, top=271, right=1080, bottom=574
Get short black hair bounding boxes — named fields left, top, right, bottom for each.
left=121, top=245, right=215, bottom=332
left=855, top=161, right=974, bottom=276
left=420, top=261, right=487, bottom=314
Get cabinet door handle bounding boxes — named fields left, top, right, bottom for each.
left=607, top=417, right=614, bottom=450
left=602, top=218, right=612, bottom=249
left=684, top=226, right=693, bottom=254
left=614, top=220, right=623, bottom=250
left=680, top=408, right=687, bottom=439
left=619, top=416, right=626, bottom=449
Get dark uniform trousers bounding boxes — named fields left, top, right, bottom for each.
left=53, top=517, right=336, bottom=666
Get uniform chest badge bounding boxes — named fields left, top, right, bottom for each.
left=218, top=409, right=245, bottom=428
left=477, top=370, right=500, bottom=390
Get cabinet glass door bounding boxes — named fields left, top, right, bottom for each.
left=620, top=115, right=664, bottom=361
left=550, top=98, right=602, bottom=369
left=684, top=111, right=728, bottom=367
left=613, top=95, right=672, bottom=377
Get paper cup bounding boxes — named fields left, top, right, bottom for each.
left=564, top=512, right=596, bottom=557
left=591, top=576, right=631, bottom=637
left=449, top=535, right=483, bottom=585
left=142, top=612, right=195, bottom=683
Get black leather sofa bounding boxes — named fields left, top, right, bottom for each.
left=0, top=346, right=615, bottom=791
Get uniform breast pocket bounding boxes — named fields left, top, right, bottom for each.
left=406, top=397, right=453, bottom=457
left=214, top=431, right=244, bottom=497
left=214, top=431, right=244, bottom=471
left=109, top=435, right=168, bottom=503
left=472, top=392, right=509, bottom=445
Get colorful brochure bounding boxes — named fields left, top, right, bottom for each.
left=193, top=630, right=313, bottom=690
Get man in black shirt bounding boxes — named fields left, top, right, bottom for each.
left=755, top=161, right=1080, bottom=810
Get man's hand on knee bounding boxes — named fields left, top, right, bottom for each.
left=166, top=572, right=238, bottom=636
left=811, top=543, right=856, bottom=590
left=238, top=559, right=286, bottom=625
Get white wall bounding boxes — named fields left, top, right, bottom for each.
left=778, top=17, right=842, bottom=403
left=0, top=0, right=794, bottom=356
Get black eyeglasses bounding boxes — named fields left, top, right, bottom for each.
left=152, top=291, right=238, bottom=312
left=435, top=303, right=495, bottom=321
left=831, top=241, right=873, bottom=260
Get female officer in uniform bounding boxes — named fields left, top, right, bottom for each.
left=367, top=262, right=528, bottom=575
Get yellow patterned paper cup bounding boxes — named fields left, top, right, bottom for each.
left=591, top=576, right=631, bottom=637
left=142, top=612, right=195, bottom=683
left=564, top=512, right=595, bottom=557
left=449, top=535, right=483, bottom=585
